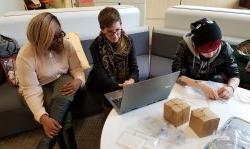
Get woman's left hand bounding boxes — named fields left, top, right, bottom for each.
left=60, top=79, right=82, bottom=96
left=118, top=78, right=135, bottom=87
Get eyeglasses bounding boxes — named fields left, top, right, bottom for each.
left=104, top=28, right=122, bottom=36
left=53, top=30, right=66, bottom=43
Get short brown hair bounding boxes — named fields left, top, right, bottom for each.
left=98, top=7, right=121, bottom=29
left=27, top=12, right=61, bottom=55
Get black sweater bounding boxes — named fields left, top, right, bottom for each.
left=86, top=37, right=139, bottom=92
left=172, top=40, right=240, bottom=80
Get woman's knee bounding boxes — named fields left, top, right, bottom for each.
left=52, top=74, right=75, bottom=102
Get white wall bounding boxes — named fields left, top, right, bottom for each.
left=0, top=0, right=25, bottom=14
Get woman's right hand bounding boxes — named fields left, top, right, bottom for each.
left=60, top=79, right=82, bottom=96
left=118, top=78, right=135, bottom=87
left=40, top=114, right=62, bottom=139
left=198, top=82, right=219, bottom=100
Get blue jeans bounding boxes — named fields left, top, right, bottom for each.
left=37, top=74, right=77, bottom=149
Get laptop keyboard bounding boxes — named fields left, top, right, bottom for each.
left=112, top=97, right=122, bottom=108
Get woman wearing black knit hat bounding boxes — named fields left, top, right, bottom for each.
left=172, top=18, right=240, bottom=100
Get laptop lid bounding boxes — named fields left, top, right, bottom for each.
left=119, top=71, right=180, bottom=114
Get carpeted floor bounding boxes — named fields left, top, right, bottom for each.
left=0, top=113, right=107, bottom=149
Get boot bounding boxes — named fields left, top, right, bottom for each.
left=37, top=137, right=56, bottom=149
left=57, top=127, right=78, bottom=149
left=57, top=112, right=78, bottom=149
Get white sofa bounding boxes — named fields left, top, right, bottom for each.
left=164, top=5, right=250, bottom=45
left=0, top=5, right=140, bottom=45
left=0, top=5, right=150, bottom=138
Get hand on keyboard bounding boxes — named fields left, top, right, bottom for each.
left=118, top=78, right=135, bottom=87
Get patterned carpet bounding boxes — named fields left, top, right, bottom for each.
left=0, top=113, right=107, bottom=149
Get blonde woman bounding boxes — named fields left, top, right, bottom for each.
left=16, top=12, right=84, bottom=148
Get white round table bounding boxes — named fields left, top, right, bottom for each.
left=101, top=82, right=250, bottom=149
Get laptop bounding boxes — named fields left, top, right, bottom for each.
left=104, top=71, right=180, bottom=114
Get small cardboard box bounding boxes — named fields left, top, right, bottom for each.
left=164, top=98, right=190, bottom=127
left=189, top=108, right=220, bottom=137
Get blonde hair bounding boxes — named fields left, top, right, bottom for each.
left=27, top=12, right=61, bottom=55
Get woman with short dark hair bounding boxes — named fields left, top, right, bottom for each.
left=86, top=7, right=139, bottom=108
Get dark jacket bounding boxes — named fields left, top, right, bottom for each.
left=233, top=50, right=250, bottom=83
left=172, top=33, right=240, bottom=81
left=86, top=36, right=139, bottom=92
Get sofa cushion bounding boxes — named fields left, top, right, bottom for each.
left=127, top=27, right=149, bottom=81
left=150, top=55, right=173, bottom=78
left=137, top=54, right=150, bottom=80
left=0, top=107, right=39, bottom=138
left=0, top=82, right=26, bottom=112
left=128, top=27, right=149, bottom=56
left=151, top=28, right=182, bottom=59
left=149, top=28, right=182, bottom=77
left=81, top=39, right=94, bottom=64
left=65, top=32, right=90, bottom=70
left=0, top=82, right=39, bottom=138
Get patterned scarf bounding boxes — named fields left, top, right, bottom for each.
left=97, top=30, right=132, bottom=83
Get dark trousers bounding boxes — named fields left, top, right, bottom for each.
left=37, top=75, right=77, bottom=149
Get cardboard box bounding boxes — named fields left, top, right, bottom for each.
left=164, top=98, right=190, bottom=127
left=189, top=108, right=220, bottom=137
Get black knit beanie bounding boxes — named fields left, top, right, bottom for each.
left=191, top=18, right=222, bottom=47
